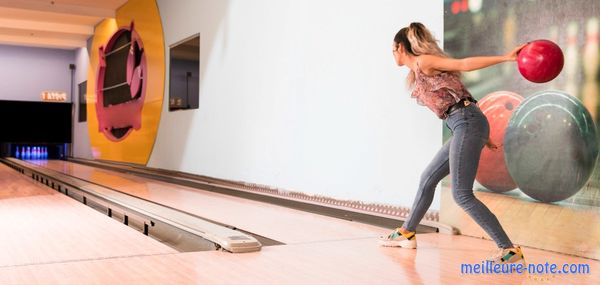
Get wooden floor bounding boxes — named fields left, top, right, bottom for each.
left=0, top=232, right=598, bottom=285
left=2, top=160, right=599, bottom=284
left=0, top=164, right=176, bottom=268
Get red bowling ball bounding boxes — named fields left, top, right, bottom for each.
left=476, top=91, right=523, bottom=192
left=517, top=39, right=564, bottom=83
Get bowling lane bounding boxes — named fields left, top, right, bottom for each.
left=0, top=163, right=53, bottom=200
left=27, top=160, right=388, bottom=244
left=0, top=164, right=176, bottom=268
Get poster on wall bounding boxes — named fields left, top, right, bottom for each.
left=441, top=0, right=600, bottom=259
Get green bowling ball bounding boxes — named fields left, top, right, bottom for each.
left=504, top=90, right=599, bottom=202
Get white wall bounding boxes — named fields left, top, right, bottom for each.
left=151, top=0, right=444, bottom=208
left=72, top=47, right=93, bottom=159
left=0, top=44, right=74, bottom=102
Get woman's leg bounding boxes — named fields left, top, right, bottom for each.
left=381, top=139, right=451, bottom=247
left=401, top=139, right=451, bottom=232
left=449, top=109, right=513, bottom=249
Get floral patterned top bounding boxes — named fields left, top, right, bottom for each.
left=411, top=64, right=474, bottom=119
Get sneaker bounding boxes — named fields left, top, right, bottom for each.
left=378, top=228, right=417, bottom=249
left=487, top=246, right=525, bottom=264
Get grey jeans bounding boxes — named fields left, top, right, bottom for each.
left=402, top=103, right=513, bottom=249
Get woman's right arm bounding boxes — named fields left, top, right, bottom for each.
left=418, top=44, right=526, bottom=74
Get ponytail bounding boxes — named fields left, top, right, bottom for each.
left=394, top=22, right=459, bottom=88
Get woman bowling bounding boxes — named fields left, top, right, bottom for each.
left=379, top=22, right=525, bottom=264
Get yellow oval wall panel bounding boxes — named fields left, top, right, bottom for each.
left=87, top=0, right=165, bottom=164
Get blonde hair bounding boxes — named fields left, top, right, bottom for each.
left=394, top=22, right=459, bottom=88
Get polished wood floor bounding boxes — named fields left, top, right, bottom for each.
left=1, top=232, right=598, bottom=285
left=0, top=164, right=175, bottom=267
left=1, top=161, right=599, bottom=284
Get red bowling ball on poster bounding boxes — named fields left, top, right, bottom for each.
left=517, top=39, right=564, bottom=83
left=476, top=91, right=523, bottom=192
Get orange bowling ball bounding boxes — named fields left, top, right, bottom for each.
left=476, top=91, right=523, bottom=192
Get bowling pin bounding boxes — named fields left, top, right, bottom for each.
left=468, top=0, right=482, bottom=13
left=502, top=7, right=517, bottom=75
left=26, top=146, right=31, bottom=160
left=548, top=25, right=560, bottom=90
left=15, top=146, right=20, bottom=159
left=33, top=147, right=38, bottom=159
left=565, top=21, right=580, bottom=98
left=469, top=0, right=484, bottom=27
left=583, top=18, right=599, bottom=121
left=21, top=146, right=25, bottom=159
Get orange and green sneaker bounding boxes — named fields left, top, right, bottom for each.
left=378, top=228, right=417, bottom=249
left=487, top=246, right=525, bottom=264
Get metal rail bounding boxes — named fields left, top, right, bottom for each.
left=1, top=158, right=263, bottom=253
